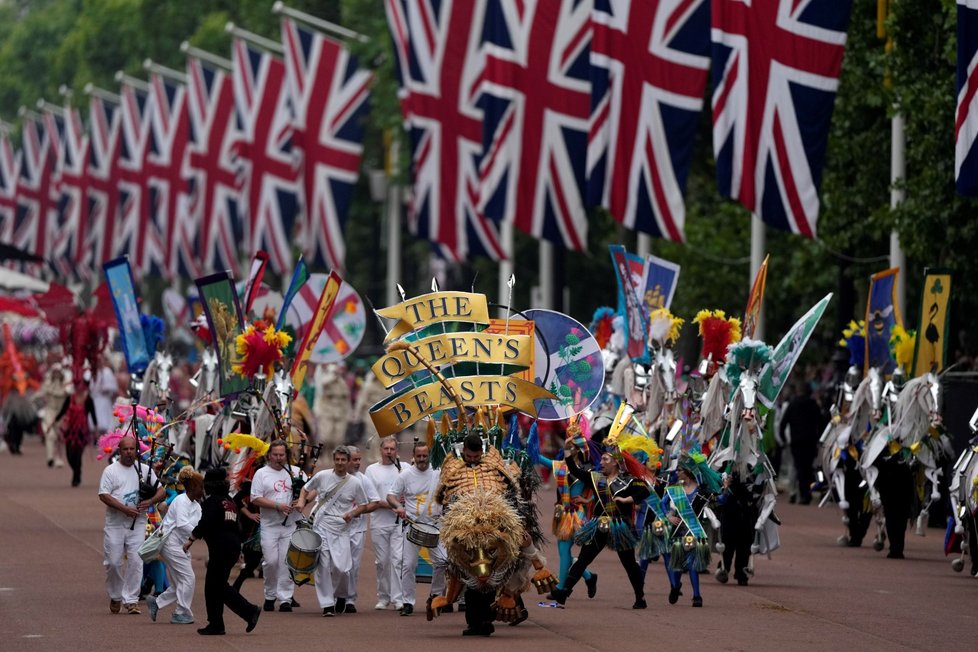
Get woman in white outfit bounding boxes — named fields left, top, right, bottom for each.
left=148, top=467, right=204, bottom=624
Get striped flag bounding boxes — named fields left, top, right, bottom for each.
left=957, top=0, right=978, bottom=195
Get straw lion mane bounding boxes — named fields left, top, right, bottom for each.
left=440, top=490, right=524, bottom=588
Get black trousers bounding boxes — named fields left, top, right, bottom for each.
left=843, top=461, right=871, bottom=546
left=204, top=541, right=255, bottom=630
left=463, top=588, right=494, bottom=631
left=564, top=532, right=644, bottom=600
left=66, top=444, right=84, bottom=485
left=720, top=506, right=755, bottom=580
left=877, top=458, right=913, bottom=555
left=791, top=444, right=817, bottom=503
left=232, top=546, right=263, bottom=591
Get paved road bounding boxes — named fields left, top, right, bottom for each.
left=1, top=436, right=975, bottom=651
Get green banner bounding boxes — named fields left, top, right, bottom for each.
left=757, top=293, right=832, bottom=408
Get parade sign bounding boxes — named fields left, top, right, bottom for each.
left=371, top=331, right=534, bottom=389
left=369, top=375, right=553, bottom=436
left=865, top=268, right=902, bottom=375
left=196, top=271, right=248, bottom=397
left=103, top=257, right=150, bottom=374
left=912, top=269, right=952, bottom=376
left=757, top=293, right=832, bottom=408
left=376, top=292, right=491, bottom=342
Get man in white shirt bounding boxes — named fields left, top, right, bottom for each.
left=364, top=436, right=404, bottom=610
left=250, top=440, right=302, bottom=612
left=98, top=435, right=165, bottom=615
left=297, top=446, right=369, bottom=616
left=334, top=445, right=378, bottom=613
left=388, top=442, right=447, bottom=616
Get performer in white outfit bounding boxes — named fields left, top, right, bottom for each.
left=297, top=446, right=369, bottom=616
left=90, top=359, right=119, bottom=435
left=387, top=442, right=447, bottom=616
left=364, top=436, right=405, bottom=610
left=98, top=435, right=165, bottom=615
left=250, top=440, right=302, bottom=612
left=148, top=467, right=203, bottom=624
left=335, top=446, right=378, bottom=613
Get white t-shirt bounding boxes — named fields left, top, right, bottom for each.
left=351, top=471, right=379, bottom=534
left=364, top=462, right=403, bottom=528
left=251, top=465, right=301, bottom=530
left=305, top=469, right=368, bottom=533
left=99, top=461, right=158, bottom=529
left=160, top=492, right=202, bottom=541
left=389, top=465, right=440, bottom=525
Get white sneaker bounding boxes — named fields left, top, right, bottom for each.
left=54, top=459, right=64, bottom=468
left=394, top=602, right=404, bottom=610
left=374, top=601, right=389, bottom=610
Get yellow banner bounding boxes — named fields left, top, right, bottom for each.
left=291, top=271, right=342, bottom=392
left=372, top=331, right=534, bottom=388
left=912, top=270, right=952, bottom=376
left=376, top=292, right=490, bottom=342
left=742, top=254, right=768, bottom=340
left=368, top=376, right=555, bottom=436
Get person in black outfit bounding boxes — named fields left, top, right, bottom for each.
left=551, top=449, right=649, bottom=609
left=3, top=391, right=38, bottom=455
left=184, top=468, right=261, bottom=635
left=875, top=455, right=914, bottom=558
left=232, top=480, right=263, bottom=591
left=841, top=456, right=872, bottom=547
left=55, top=384, right=97, bottom=487
left=716, top=470, right=760, bottom=585
left=779, top=382, right=826, bottom=505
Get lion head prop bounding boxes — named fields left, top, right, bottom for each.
left=440, top=490, right=525, bottom=590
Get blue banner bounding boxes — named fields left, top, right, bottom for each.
left=610, top=245, right=649, bottom=363
left=103, top=257, right=150, bottom=373
left=644, top=255, right=680, bottom=312
left=865, top=268, right=902, bottom=375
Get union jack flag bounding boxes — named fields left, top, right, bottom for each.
left=477, top=0, right=592, bottom=251
left=114, top=81, right=155, bottom=275
left=186, top=56, right=242, bottom=277
left=0, top=125, right=18, bottom=245
left=86, top=94, right=124, bottom=272
left=282, top=17, right=372, bottom=272
left=711, top=0, right=853, bottom=238
left=50, top=105, right=90, bottom=279
left=588, top=0, right=709, bottom=242
left=14, top=114, right=59, bottom=266
left=386, top=0, right=505, bottom=261
left=232, top=39, right=301, bottom=275
left=146, top=73, right=194, bottom=278
left=957, top=0, right=978, bottom=196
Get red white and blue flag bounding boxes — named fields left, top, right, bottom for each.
left=232, top=39, right=301, bottom=274
left=588, top=0, right=709, bottom=242
left=0, top=125, right=19, bottom=245
left=711, top=0, right=852, bottom=238
left=14, top=114, right=59, bottom=265
left=114, top=81, right=156, bottom=275
left=477, top=0, right=592, bottom=250
left=86, top=94, right=124, bottom=272
left=956, top=0, right=978, bottom=196
left=146, top=73, right=194, bottom=278
left=282, top=17, right=372, bottom=272
left=50, top=105, right=91, bottom=279
left=385, top=0, right=505, bottom=261
left=186, top=56, right=243, bottom=277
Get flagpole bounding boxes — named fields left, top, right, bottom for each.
left=225, top=23, right=285, bottom=54
left=637, top=232, right=651, bottom=258
left=181, top=42, right=233, bottom=70
left=84, top=83, right=121, bottom=104
left=538, top=240, right=553, bottom=310
left=114, top=71, right=150, bottom=92
left=385, top=139, right=401, bottom=310
left=750, top=214, right=766, bottom=342
left=35, top=100, right=65, bottom=116
left=890, top=113, right=906, bottom=314
left=498, top=220, right=514, bottom=317
left=144, top=59, right=189, bottom=84
left=272, top=1, right=369, bottom=43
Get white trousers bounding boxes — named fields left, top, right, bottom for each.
left=400, top=538, right=447, bottom=606
left=370, top=524, right=404, bottom=604
left=338, top=529, right=366, bottom=603
left=260, top=526, right=296, bottom=602
left=314, top=530, right=352, bottom=609
left=157, top=539, right=196, bottom=617
left=103, top=525, right=145, bottom=604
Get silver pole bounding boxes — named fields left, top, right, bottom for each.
left=637, top=232, right=652, bottom=258
left=272, top=1, right=369, bottom=43
left=385, top=140, right=401, bottom=309
left=498, top=220, right=514, bottom=318
left=539, top=240, right=554, bottom=310
left=84, top=84, right=121, bottom=104
left=890, top=113, right=906, bottom=315
left=750, top=214, right=766, bottom=342
left=36, top=100, right=65, bottom=115
left=144, top=59, right=189, bottom=84
left=181, top=42, right=233, bottom=70
left=225, top=23, right=285, bottom=54
left=115, top=71, right=151, bottom=92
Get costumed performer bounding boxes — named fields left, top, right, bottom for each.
left=148, top=466, right=203, bottom=624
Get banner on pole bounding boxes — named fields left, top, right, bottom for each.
left=196, top=271, right=248, bottom=397
left=865, top=268, right=902, bottom=375
left=103, top=257, right=150, bottom=374
left=758, top=293, right=833, bottom=408
left=912, top=269, right=952, bottom=376
left=610, top=245, right=649, bottom=362
left=743, top=254, right=769, bottom=340
left=290, top=271, right=343, bottom=393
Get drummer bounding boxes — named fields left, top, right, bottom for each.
left=296, top=446, right=370, bottom=617
left=387, top=442, right=446, bottom=617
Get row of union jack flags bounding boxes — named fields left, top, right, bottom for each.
left=387, top=0, right=854, bottom=259
left=0, top=14, right=371, bottom=279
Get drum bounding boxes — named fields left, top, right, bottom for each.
left=406, top=522, right=440, bottom=548
left=286, top=527, right=322, bottom=575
